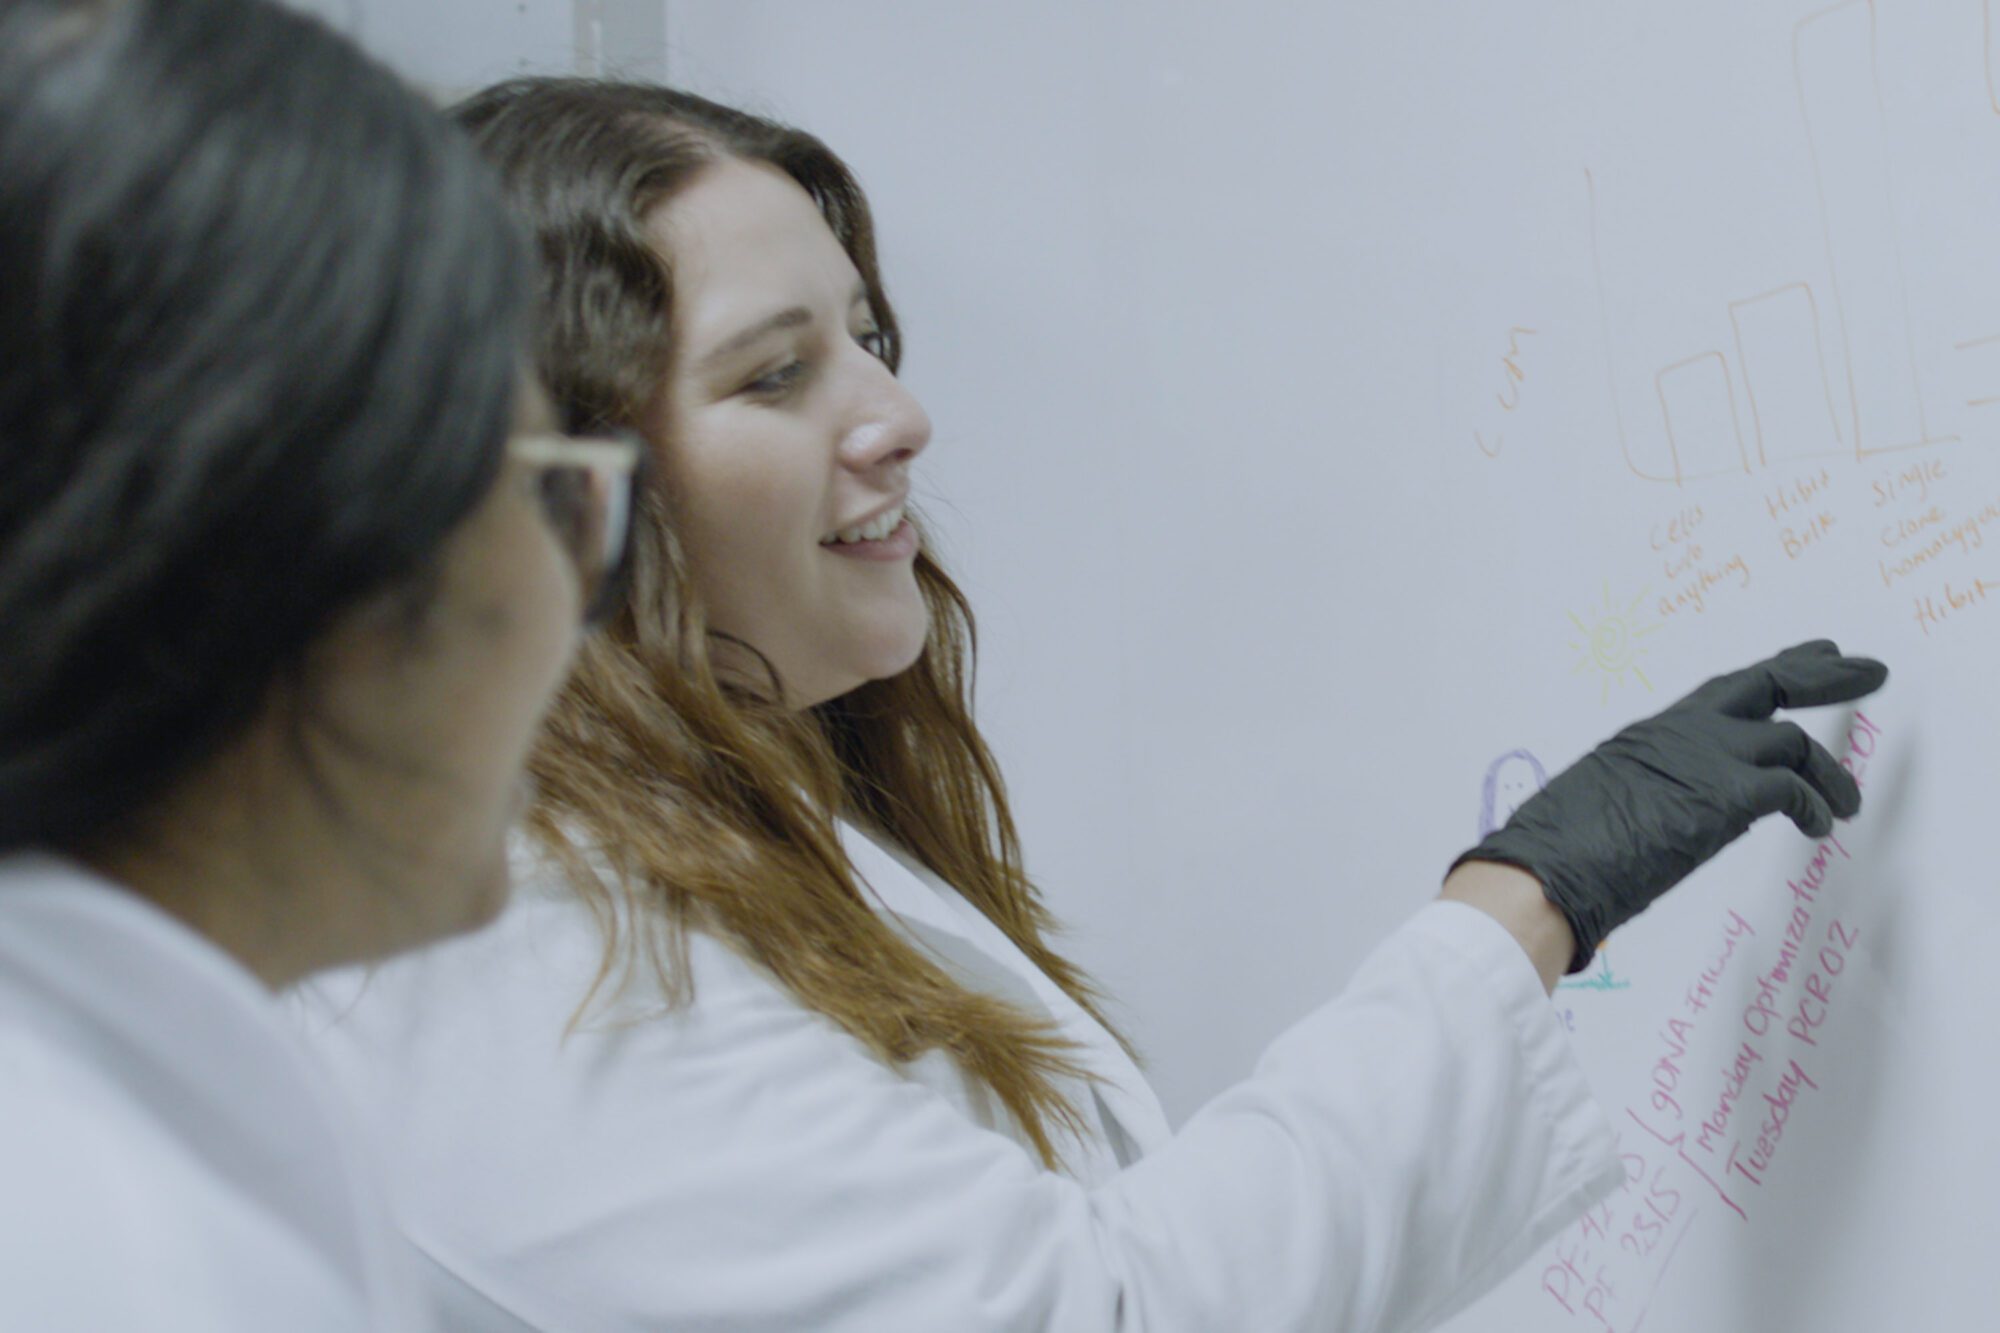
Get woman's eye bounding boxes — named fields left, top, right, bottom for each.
left=743, top=360, right=807, bottom=399
left=856, top=329, right=889, bottom=360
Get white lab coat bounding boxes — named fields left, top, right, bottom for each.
left=0, top=853, right=431, bottom=1332
left=291, top=823, right=1624, bottom=1332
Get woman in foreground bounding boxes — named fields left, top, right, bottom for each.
left=0, top=8, right=636, bottom=1326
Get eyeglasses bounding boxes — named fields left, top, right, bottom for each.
left=507, top=430, right=643, bottom=629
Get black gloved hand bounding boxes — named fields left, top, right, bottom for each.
left=1454, top=640, right=1888, bottom=973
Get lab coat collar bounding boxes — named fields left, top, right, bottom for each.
left=0, top=852, right=384, bottom=1286
left=836, top=823, right=991, bottom=958
left=836, top=823, right=1173, bottom=1160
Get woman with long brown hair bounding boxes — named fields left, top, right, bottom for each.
left=293, top=79, right=1885, bottom=1332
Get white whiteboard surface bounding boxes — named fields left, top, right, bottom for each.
left=279, top=1, right=665, bottom=93
left=664, top=3, right=1999, bottom=1329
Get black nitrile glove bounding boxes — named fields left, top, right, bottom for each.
left=1454, top=640, right=1888, bottom=974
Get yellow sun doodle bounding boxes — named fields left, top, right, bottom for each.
left=1567, top=583, right=1659, bottom=704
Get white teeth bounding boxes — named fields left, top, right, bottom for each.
left=826, top=504, right=904, bottom=545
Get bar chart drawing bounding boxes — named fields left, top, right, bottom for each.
left=1794, top=0, right=1955, bottom=456
left=1588, top=168, right=1681, bottom=485
left=1591, top=169, right=1779, bottom=486
left=1656, top=351, right=1752, bottom=480
left=1591, top=0, right=1973, bottom=488
left=1730, top=283, right=1846, bottom=465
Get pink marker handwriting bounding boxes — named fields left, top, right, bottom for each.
left=1535, top=713, right=1884, bottom=1329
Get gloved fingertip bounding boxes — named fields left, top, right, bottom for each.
left=1846, top=657, right=1890, bottom=690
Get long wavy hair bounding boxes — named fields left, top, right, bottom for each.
left=453, top=79, right=1131, bottom=1169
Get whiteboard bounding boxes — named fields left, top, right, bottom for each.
left=278, top=0, right=665, bottom=94
left=664, top=3, right=2000, bottom=1329
left=295, top=1, right=2000, bottom=1326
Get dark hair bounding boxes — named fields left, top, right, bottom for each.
left=0, top=0, right=533, bottom=852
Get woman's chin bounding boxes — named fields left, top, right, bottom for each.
left=809, top=638, right=930, bottom=708
left=845, top=605, right=932, bottom=679
left=872, top=615, right=933, bottom=680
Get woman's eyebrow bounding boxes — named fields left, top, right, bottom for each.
left=698, top=306, right=811, bottom=371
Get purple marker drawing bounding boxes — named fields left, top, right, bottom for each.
left=1479, top=748, right=1549, bottom=839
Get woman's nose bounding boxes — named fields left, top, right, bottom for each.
left=839, top=364, right=932, bottom=471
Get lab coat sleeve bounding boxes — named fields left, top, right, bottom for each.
left=1084, top=899, right=1625, bottom=1331
left=323, top=897, right=1618, bottom=1333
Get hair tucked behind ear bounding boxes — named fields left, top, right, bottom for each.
left=455, top=78, right=1132, bottom=1169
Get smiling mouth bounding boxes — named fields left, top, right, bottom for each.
left=821, top=502, right=907, bottom=546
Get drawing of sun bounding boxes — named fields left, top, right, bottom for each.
left=1567, top=583, right=1658, bottom=704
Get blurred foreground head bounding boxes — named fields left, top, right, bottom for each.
left=0, top=0, right=566, bottom=968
